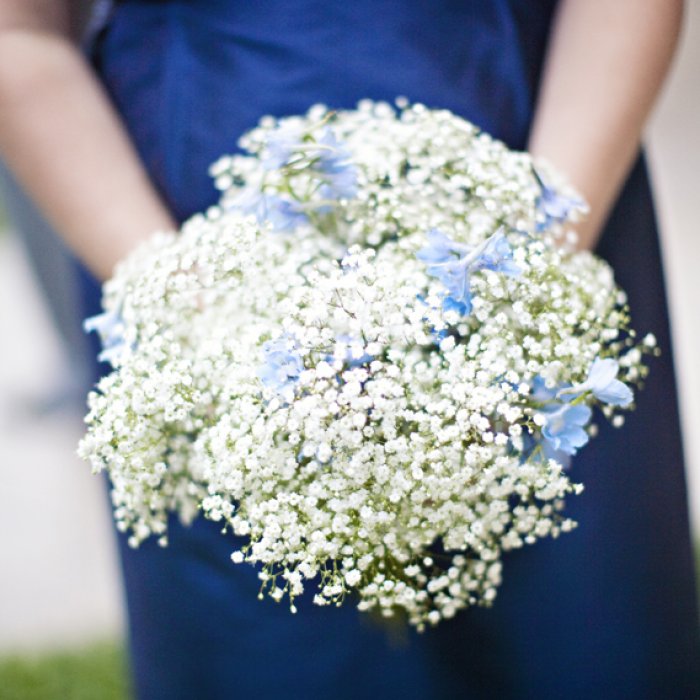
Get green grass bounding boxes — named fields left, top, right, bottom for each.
left=0, top=641, right=130, bottom=700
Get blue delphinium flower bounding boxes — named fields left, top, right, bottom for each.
left=315, top=129, right=352, bottom=171
left=476, top=230, right=522, bottom=277
left=263, top=125, right=358, bottom=200
left=531, top=375, right=560, bottom=403
left=83, top=308, right=128, bottom=367
left=525, top=375, right=587, bottom=466
left=520, top=431, right=573, bottom=469
left=541, top=438, right=573, bottom=470
left=533, top=167, right=586, bottom=232
left=314, top=129, right=358, bottom=199
left=416, top=228, right=520, bottom=316
left=559, top=356, right=633, bottom=407
left=318, top=169, right=358, bottom=201
left=541, top=403, right=592, bottom=456
left=228, top=187, right=307, bottom=233
left=264, top=196, right=308, bottom=232
left=262, top=123, right=304, bottom=170
left=258, top=335, right=304, bottom=399
left=441, top=295, right=470, bottom=316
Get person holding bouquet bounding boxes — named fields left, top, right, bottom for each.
left=0, top=1, right=697, bottom=698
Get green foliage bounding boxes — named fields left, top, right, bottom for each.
left=0, top=641, right=130, bottom=700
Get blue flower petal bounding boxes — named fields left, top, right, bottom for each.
left=334, top=334, right=374, bottom=367
left=442, top=294, right=471, bottom=316
left=474, top=230, right=521, bottom=277
left=417, top=228, right=520, bottom=318
left=258, top=336, right=304, bottom=397
left=532, top=376, right=558, bottom=403
left=228, top=188, right=307, bottom=232
left=587, top=357, right=619, bottom=389
left=533, top=169, right=586, bottom=232
left=318, top=167, right=358, bottom=200
left=541, top=439, right=573, bottom=469
left=262, top=124, right=304, bottom=170
left=520, top=431, right=573, bottom=469
left=261, top=125, right=358, bottom=200
left=594, top=379, right=633, bottom=407
left=309, top=128, right=358, bottom=200
left=84, top=308, right=129, bottom=367
left=416, top=229, right=466, bottom=264
left=562, top=357, right=634, bottom=408
left=542, top=403, right=592, bottom=456
left=315, top=129, right=353, bottom=170
left=265, top=196, right=308, bottom=232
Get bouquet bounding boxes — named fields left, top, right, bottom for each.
left=79, top=100, right=654, bottom=629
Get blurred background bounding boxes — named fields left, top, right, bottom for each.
left=0, top=3, right=698, bottom=698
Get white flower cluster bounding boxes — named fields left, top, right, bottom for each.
left=79, top=101, right=654, bottom=629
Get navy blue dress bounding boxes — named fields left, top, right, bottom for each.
left=83, top=1, right=700, bottom=697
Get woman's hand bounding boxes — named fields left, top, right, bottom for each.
left=528, top=0, right=684, bottom=250
left=0, top=1, right=176, bottom=280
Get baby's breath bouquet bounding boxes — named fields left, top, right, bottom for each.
left=79, top=100, right=654, bottom=629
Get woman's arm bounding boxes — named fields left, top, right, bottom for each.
left=0, top=1, right=175, bottom=280
left=528, top=0, right=684, bottom=250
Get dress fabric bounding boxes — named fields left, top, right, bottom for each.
left=81, top=1, right=700, bottom=698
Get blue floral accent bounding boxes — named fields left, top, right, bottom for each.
left=318, top=170, right=358, bottom=201
left=332, top=335, right=373, bottom=367
left=542, top=403, right=592, bottom=456
left=314, top=129, right=358, bottom=199
left=533, top=168, right=586, bottom=232
left=441, top=295, right=470, bottom=316
left=541, top=439, right=573, bottom=470
left=525, top=375, right=589, bottom=466
left=530, top=375, right=558, bottom=403
left=228, top=188, right=307, bottom=233
left=559, top=357, right=633, bottom=407
left=263, top=125, right=358, bottom=200
left=415, top=293, right=450, bottom=343
left=265, top=197, right=308, bottom=232
left=521, top=431, right=573, bottom=470
left=262, top=124, right=304, bottom=170
left=416, top=228, right=520, bottom=316
left=83, top=308, right=128, bottom=367
left=258, top=335, right=304, bottom=398
left=315, top=129, right=352, bottom=171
